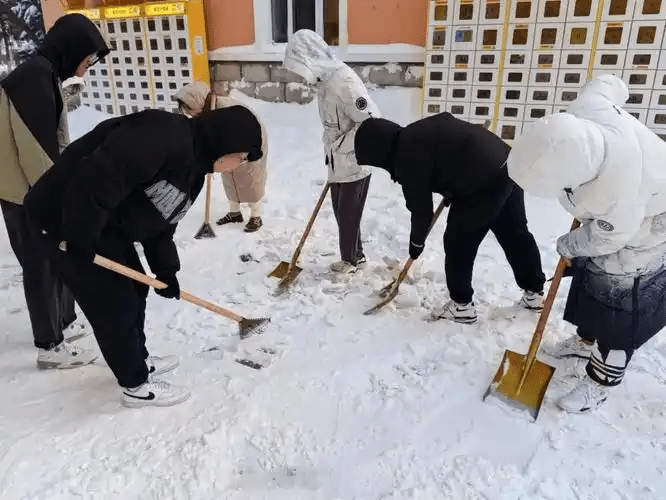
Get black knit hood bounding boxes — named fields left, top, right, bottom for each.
left=192, top=105, right=263, bottom=171
left=355, top=118, right=404, bottom=181
left=38, top=13, right=110, bottom=82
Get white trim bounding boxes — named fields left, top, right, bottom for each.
left=338, top=0, right=348, bottom=48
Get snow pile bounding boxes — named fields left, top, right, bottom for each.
left=0, top=88, right=665, bottom=499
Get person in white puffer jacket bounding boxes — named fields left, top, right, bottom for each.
left=507, top=74, right=666, bottom=414
left=283, top=29, right=380, bottom=274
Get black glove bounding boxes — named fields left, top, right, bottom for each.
left=155, top=274, right=180, bottom=299
left=409, top=241, right=424, bottom=261
left=61, top=240, right=95, bottom=264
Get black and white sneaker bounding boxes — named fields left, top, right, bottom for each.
left=432, top=300, right=478, bottom=324
left=121, top=379, right=190, bottom=408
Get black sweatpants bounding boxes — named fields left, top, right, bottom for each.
left=443, top=185, right=545, bottom=304
left=330, top=175, right=371, bottom=265
left=1, top=199, right=76, bottom=349
left=33, top=225, right=150, bottom=388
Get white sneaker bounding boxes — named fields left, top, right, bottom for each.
left=543, top=335, right=594, bottom=359
left=63, top=320, right=93, bottom=343
left=433, top=300, right=478, bottom=324
left=36, top=341, right=97, bottom=370
left=330, top=260, right=358, bottom=274
left=121, top=379, right=191, bottom=408
left=557, top=376, right=609, bottom=414
left=519, top=290, right=544, bottom=310
left=147, top=355, right=179, bottom=376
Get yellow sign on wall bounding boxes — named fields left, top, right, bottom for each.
left=104, top=6, right=141, bottom=19
left=145, top=3, right=186, bottom=16
left=68, top=9, right=101, bottom=20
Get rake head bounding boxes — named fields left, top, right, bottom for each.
left=239, top=317, right=271, bottom=339
left=194, top=223, right=216, bottom=239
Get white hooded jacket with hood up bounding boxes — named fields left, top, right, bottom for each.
left=508, top=74, right=666, bottom=276
left=283, top=29, right=380, bottom=183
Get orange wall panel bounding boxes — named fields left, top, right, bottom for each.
left=204, top=0, right=255, bottom=49
left=348, top=1, right=427, bottom=46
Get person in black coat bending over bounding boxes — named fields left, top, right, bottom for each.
left=354, top=113, right=545, bottom=323
left=24, top=106, right=263, bottom=408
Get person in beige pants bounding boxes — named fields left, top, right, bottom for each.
left=174, top=82, right=268, bottom=232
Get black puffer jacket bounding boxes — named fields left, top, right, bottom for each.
left=24, top=106, right=263, bottom=276
left=1, top=13, right=109, bottom=163
left=355, top=113, right=511, bottom=247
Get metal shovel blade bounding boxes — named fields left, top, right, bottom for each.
left=268, top=261, right=302, bottom=279
left=482, top=349, right=556, bottom=421
left=194, top=222, right=216, bottom=239
left=239, top=317, right=271, bottom=340
left=364, top=282, right=399, bottom=315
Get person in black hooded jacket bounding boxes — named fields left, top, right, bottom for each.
left=0, top=13, right=109, bottom=369
left=354, top=113, right=545, bottom=323
left=23, top=105, right=263, bottom=408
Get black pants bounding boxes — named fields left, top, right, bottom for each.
left=330, top=175, right=371, bottom=265
left=33, top=225, right=150, bottom=388
left=443, top=185, right=545, bottom=304
left=1, top=199, right=76, bottom=349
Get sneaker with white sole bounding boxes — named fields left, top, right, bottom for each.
left=543, top=335, right=595, bottom=359
left=121, top=379, right=191, bottom=408
left=519, top=290, right=544, bottom=310
left=330, top=260, right=359, bottom=274
left=36, top=341, right=97, bottom=370
left=147, top=355, right=179, bottom=376
left=433, top=300, right=478, bottom=324
left=557, top=376, right=609, bottom=414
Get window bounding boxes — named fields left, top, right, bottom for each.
left=271, top=0, right=339, bottom=45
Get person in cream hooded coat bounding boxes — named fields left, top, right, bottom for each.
left=283, top=29, right=380, bottom=273
left=508, top=74, right=666, bottom=414
left=175, top=81, right=268, bottom=233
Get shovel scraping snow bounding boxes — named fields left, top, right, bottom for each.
left=270, top=183, right=330, bottom=292
left=483, top=219, right=580, bottom=421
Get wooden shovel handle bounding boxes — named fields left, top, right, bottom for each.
left=93, top=254, right=243, bottom=322
left=520, top=218, right=581, bottom=382
left=384, top=195, right=449, bottom=292
left=288, top=183, right=330, bottom=270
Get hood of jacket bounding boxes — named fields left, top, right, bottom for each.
left=507, top=112, right=605, bottom=199
left=174, top=81, right=210, bottom=116
left=576, top=73, right=629, bottom=107
left=354, top=118, right=403, bottom=180
left=38, top=13, right=110, bottom=82
left=192, top=105, right=263, bottom=170
left=283, top=29, right=342, bottom=85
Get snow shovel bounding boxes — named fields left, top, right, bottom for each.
left=482, top=219, right=580, bottom=421
left=363, top=196, right=449, bottom=315
left=269, top=182, right=331, bottom=290
left=194, top=174, right=216, bottom=239
left=57, top=242, right=270, bottom=339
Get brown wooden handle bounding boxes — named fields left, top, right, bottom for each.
left=204, top=173, right=213, bottom=224
left=384, top=196, right=449, bottom=292
left=288, top=183, right=331, bottom=270
left=519, top=218, right=581, bottom=385
left=92, top=254, right=243, bottom=322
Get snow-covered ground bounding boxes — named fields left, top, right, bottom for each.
left=1, top=88, right=665, bottom=499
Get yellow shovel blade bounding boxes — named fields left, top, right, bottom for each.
left=268, top=261, right=302, bottom=279
left=482, top=350, right=556, bottom=421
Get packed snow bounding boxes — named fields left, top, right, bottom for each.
left=1, top=88, right=665, bottom=499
